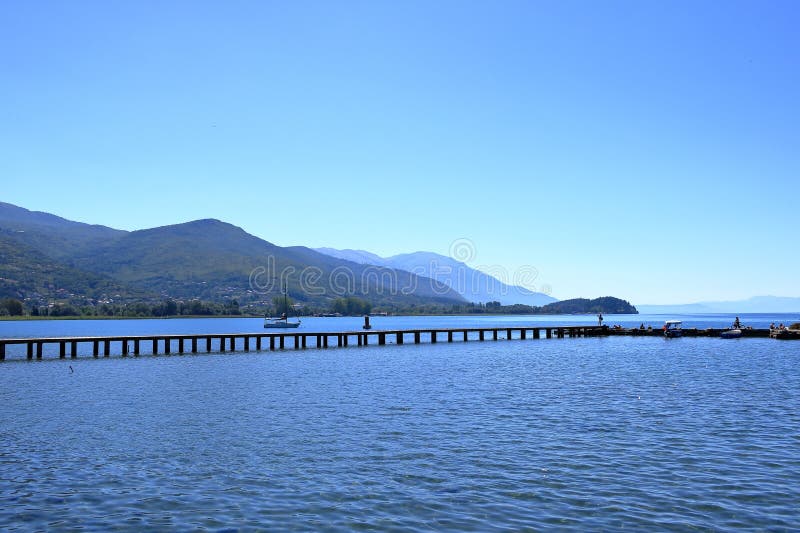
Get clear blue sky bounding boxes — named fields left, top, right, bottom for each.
left=2, top=1, right=798, bottom=304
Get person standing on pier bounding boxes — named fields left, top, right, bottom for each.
left=598, top=313, right=603, bottom=326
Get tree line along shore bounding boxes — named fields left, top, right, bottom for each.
left=0, top=296, right=637, bottom=320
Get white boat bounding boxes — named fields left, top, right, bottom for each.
left=264, top=315, right=301, bottom=329
left=663, top=320, right=682, bottom=338
left=720, top=329, right=742, bottom=339
left=264, top=282, right=301, bottom=329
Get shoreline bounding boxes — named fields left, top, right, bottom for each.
left=2, top=310, right=799, bottom=322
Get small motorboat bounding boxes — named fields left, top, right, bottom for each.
left=720, top=329, right=742, bottom=339
left=663, top=320, right=682, bottom=338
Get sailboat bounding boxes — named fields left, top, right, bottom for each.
left=264, top=282, right=301, bottom=329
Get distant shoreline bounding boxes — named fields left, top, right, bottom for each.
left=0, top=314, right=264, bottom=322
left=4, top=310, right=799, bottom=323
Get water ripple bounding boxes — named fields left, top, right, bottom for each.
left=1, top=337, right=799, bottom=530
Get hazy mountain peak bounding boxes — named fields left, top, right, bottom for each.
left=315, top=247, right=557, bottom=306
left=313, top=248, right=389, bottom=266
left=637, top=295, right=800, bottom=314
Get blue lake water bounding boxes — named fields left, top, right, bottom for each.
left=1, top=314, right=799, bottom=530
left=1, top=312, right=798, bottom=339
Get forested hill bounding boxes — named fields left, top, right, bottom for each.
left=0, top=201, right=465, bottom=312
left=483, top=296, right=637, bottom=315
left=539, top=297, right=638, bottom=314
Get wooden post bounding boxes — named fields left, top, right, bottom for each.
left=122, top=339, right=129, bottom=356
left=447, top=331, right=453, bottom=343
left=463, top=330, right=468, bottom=342
left=104, top=340, right=111, bottom=357
left=546, top=329, right=552, bottom=339
left=431, top=331, right=437, bottom=343
left=27, top=342, right=34, bottom=360
left=479, top=330, right=485, bottom=341
left=396, top=332, right=403, bottom=345
left=316, top=335, right=322, bottom=348
left=302, top=335, right=307, bottom=349
left=270, top=336, right=275, bottom=351
left=295, top=335, right=301, bottom=350
left=219, top=337, right=225, bottom=352
left=59, top=341, right=66, bottom=359
left=230, top=337, right=236, bottom=351
left=358, top=334, right=363, bottom=346
left=0, top=342, right=4, bottom=360
left=153, top=338, right=159, bottom=354
left=206, top=337, right=212, bottom=352
left=192, top=338, right=198, bottom=353
left=493, top=330, right=498, bottom=341
left=134, top=339, right=140, bottom=356
left=343, top=334, right=348, bottom=347
left=414, top=332, right=421, bottom=344
left=507, top=328, right=512, bottom=340
left=37, top=341, right=43, bottom=359
left=179, top=338, right=185, bottom=354
left=279, top=336, right=285, bottom=349
left=521, top=329, right=527, bottom=340
left=71, top=341, right=77, bottom=358
left=244, top=337, right=250, bottom=351
left=363, top=334, right=368, bottom=346
left=534, top=328, right=540, bottom=339
left=256, top=336, right=262, bottom=351
left=378, top=333, right=386, bottom=346
left=164, top=338, right=170, bottom=354
left=92, top=340, right=99, bottom=357
left=323, top=335, right=329, bottom=348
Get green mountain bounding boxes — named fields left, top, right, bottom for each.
left=0, top=201, right=125, bottom=259
left=0, top=202, right=465, bottom=310
left=539, top=297, right=637, bottom=315
left=0, top=232, right=142, bottom=303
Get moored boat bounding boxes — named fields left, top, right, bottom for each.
left=265, top=282, right=301, bottom=329
left=663, top=320, right=682, bottom=338
left=720, top=329, right=742, bottom=339
left=770, top=328, right=800, bottom=340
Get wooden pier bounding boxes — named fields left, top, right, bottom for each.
left=0, top=325, right=786, bottom=361
left=0, top=325, right=606, bottom=361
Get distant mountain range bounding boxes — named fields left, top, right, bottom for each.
left=637, top=296, right=800, bottom=314
left=0, top=200, right=643, bottom=315
left=0, top=201, right=465, bottom=310
left=315, top=248, right=558, bottom=307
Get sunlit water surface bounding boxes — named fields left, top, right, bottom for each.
left=1, top=317, right=799, bottom=530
